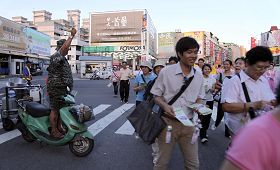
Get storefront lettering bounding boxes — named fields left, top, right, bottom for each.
left=119, top=46, right=144, bottom=52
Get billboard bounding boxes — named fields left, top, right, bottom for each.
left=261, top=30, right=280, bottom=47
left=0, top=16, right=51, bottom=56
left=183, top=31, right=205, bottom=55
left=158, top=32, right=176, bottom=57
left=90, top=11, right=144, bottom=43
left=0, top=16, right=26, bottom=52
left=24, top=27, right=51, bottom=56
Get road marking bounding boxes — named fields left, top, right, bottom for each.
left=115, top=120, right=135, bottom=135
left=0, top=129, right=21, bottom=144
left=0, top=104, right=111, bottom=144
left=88, top=103, right=135, bottom=137
left=93, top=104, right=111, bottom=116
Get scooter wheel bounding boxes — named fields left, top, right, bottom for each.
left=16, top=120, right=35, bottom=143
left=69, top=137, right=94, bottom=157
left=2, top=118, right=14, bottom=131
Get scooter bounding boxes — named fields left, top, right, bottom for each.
left=16, top=92, right=94, bottom=157
left=90, top=71, right=100, bottom=80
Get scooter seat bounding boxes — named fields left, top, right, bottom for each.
left=26, top=102, right=50, bottom=118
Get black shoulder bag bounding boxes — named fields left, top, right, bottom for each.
left=237, top=73, right=256, bottom=119
left=213, top=73, right=223, bottom=102
left=127, top=69, right=195, bottom=144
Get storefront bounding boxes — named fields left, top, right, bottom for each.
left=79, top=56, right=112, bottom=78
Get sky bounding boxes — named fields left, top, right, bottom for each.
left=1, top=0, right=279, bottom=49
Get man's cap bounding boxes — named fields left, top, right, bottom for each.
left=140, top=61, right=152, bottom=70
left=153, top=60, right=165, bottom=68
left=122, top=61, right=127, bottom=64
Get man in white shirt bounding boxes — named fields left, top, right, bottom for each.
left=119, top=61, right=133, bottom=103
left=151, top=37, right=204, bottom=170
left=221, top=46, right=276, bottom=135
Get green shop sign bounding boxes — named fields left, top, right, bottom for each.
left=82, top=46, right=115, bottom=53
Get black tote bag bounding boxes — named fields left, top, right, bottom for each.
left=127, top=100, right=165, bottom=145
left=127, top=71, right=195, bottom=144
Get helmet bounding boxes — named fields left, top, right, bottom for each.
left=153, top=60, right=166, bottom=68
left=140, top=61, right=152, bottom=70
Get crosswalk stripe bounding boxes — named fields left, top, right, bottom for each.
left=88, top=103, right=134, bottom=137
left=93, top=104, right=111, bottom=116
left=0, top=129, right=21, bottom=144
left=0, top=104, right=112, bottom=144
left=115, top=120, right=135, bottom=135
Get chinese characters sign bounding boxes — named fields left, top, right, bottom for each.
left=91, top=11, right=143, bottom=43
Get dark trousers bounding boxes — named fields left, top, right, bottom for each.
left=136, top=100, right=141, bottom=106
left=113, top=82, right=118, bottom=95
left=215, top=101, right=231, bottom=137
left=199, top=101, right=214, bottom=138
left=120, top=80, right=130, bottom=102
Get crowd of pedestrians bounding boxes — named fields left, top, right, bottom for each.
left=107, top=36, right=279, bottom=170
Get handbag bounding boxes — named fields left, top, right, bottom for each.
left=127, top=69, right=195, bottom=144
left=213, top=73, right=223, bottom=102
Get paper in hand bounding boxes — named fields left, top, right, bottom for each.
left=188, top=103, right=212, bottom=115
left=173, top=107, right=194, bottom=126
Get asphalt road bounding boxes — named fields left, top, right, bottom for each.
left=0, top=76, right=230, bottom=170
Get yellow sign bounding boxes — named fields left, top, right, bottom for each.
left=183, top=31, right=204, bottom=42
left=270, top=47, right=280, bottom=55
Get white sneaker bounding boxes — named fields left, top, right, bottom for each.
left=153, top=157, right=158, bottom=164
left=135, top=133, right=140, bottom=139
left=211, top=124, right=216, bottom=130
left=201, top=138, right=208, bottom=143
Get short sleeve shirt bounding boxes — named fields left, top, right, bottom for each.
left=151, top=63, right=204, bottom=118
left=226, top=113, right=280, bottom=170
left=221, top=70, right=275, bottom=133
left=203, top=76, right=216, bottom=101
left=48, top=51, right=73, bottom=88
left=134, top=73, right=156, bottom=101
left=119, top=68, right=132, bottom=80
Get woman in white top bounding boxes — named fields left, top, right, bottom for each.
left=212, top=59, right=235, bottom=138
left=200, top=64, right=216, bottom=143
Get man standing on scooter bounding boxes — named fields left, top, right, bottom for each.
left=47, top=28, right=76, bottom=138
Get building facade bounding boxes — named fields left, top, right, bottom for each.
left=0, top=16, right=50, bottom=76
left=84, top=9, right=157, bottom=71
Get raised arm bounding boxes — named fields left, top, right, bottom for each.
left=60, top=28, right=77, bottom=57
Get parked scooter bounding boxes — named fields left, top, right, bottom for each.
left=16, top=90, right=95, bottom=157
left=90, top=70, right=100, bottom=80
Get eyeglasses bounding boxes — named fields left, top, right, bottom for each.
left=253, top=65, right=270, bottom=71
